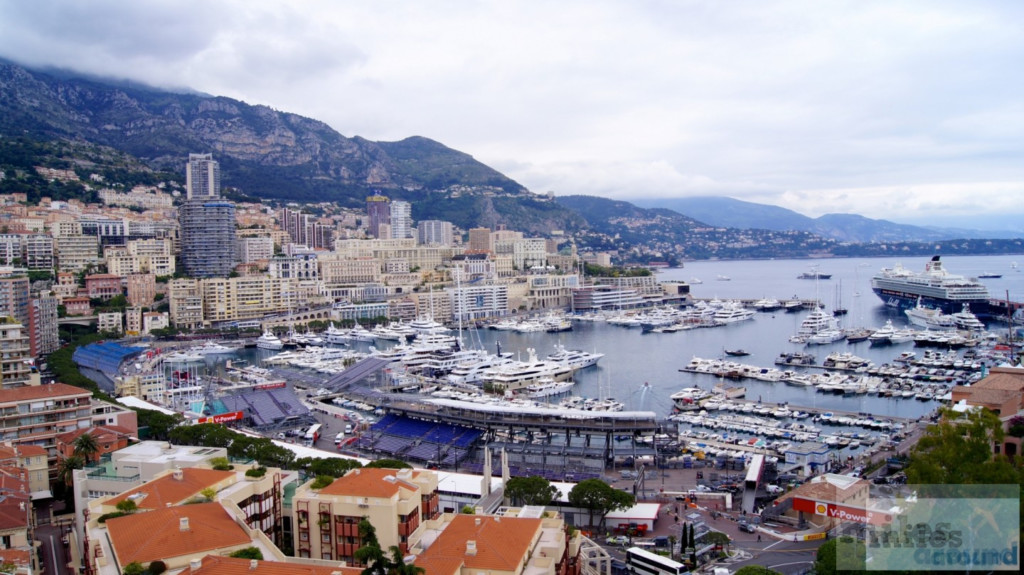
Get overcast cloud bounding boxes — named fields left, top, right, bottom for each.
left=1, top=0, right=1022, bottom=226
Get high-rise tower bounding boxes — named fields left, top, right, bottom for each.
left=186, top=153, right=221, bottom=199
left=366, top=195, right=391, bottom=238
left=390, top=200, right=412, bottom=239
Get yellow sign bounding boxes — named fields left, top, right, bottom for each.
left=804, top=533, right=827, bottom=541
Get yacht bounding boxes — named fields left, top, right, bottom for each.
left=481, top=348, right=576, bottom=391
left=670, top=387, right=712, bottom=410
left=256, top=331, right=284, bottom=350
left=753, top=298, right=783, bottom=312
left=164, top=351, right=203, bottom=363
left=192, top=341, right=239, bottom=355
left=545, top=344, right=604, bottom=370
left=524, top=378, right=575, bottom=398
left=712, top=301, right=756, bottom=323
left=407, top=316, right=452, bottom=336
left=904, top=298, right=957, bottom=331
left=447, top=353, right=516, bottom=386
left=791, top=306, right=840, bottom=343
left=372, top=322, right=416, bottom=342
left=324, top=322, right=349, bottom=345
left=868, top=320, right=898, bottom=346
left=950, top=304, right=986, bottom=332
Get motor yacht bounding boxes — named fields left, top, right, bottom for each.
left=256, top=330, right=284, bottom=350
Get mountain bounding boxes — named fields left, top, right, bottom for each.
left=0, top=59, right=584, bottom=234
left=555, top=195, right=839, bottom=262
left=630, top=196, right=1021, bottom=243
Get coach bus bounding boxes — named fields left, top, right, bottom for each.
left=626, top=546, right=687, bottom=575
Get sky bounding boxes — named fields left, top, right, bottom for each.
left=1, top=0, right=1023, bottom=229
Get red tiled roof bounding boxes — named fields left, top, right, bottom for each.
left=105, top=502, right=251, bottom=566
left=106, top=468, right=234, bottom=510
left=417, top=515, right=541, bottom=572
left=0, top=383, right=91, bottom=404
left=318, top=467, right=421, bottom=498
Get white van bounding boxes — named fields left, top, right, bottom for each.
left=334, top=432, right=345, bottom=445
left=344, top=423, right=354, bottom=434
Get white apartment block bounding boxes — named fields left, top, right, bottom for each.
left=237, top=236, right=274, bottom=264
left=448, top=283, right=509, bottom=322
left=168, top=279, right=204, bottom=329
left=23, top=234, right=54, bottom=270
left=98, top=312, right=123, bottom=334
left=199, top=276, right=297, bottom=324
left=318, top=255, right=383, bottom=284
left=55, top=234, right=101, bottom=272
left=98, top=186, right=175, bottom=209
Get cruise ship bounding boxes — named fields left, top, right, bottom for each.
left=870, top=256, right=991, bottom=316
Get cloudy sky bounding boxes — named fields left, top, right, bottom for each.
left=1, top=1, right=1023, bottom=228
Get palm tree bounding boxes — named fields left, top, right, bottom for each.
left=73, top=432, right=100, bottom=463
left=57, top=454, right=85, bottom=486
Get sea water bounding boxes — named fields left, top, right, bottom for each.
left=210, top=254, right=1023, bottom=421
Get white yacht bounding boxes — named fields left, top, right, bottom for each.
left=482, top=348, right=575, bottom=391
left=447, top=353, right=516, bottom=385
left=324, top=322, right=349, bottom=345
left=791, top=306, right=840, bottom=343
left=670, top=387, right=712, bottom=410
left=408, top=316, right=452, bottom=336
left=712, top=301, right=756, bottom=323
left=950, top=304, right=986, bottom=332
left=904, top=298, right=957, bottom=331
left=545, top=344, right=604, bottom=370
left=868, top=320, right=898, bottom=345
left=524, top=378, right=575, bottom=398
left=192, top=341, right=239, bottom=355
left=256, top=330, right=284, bottom=350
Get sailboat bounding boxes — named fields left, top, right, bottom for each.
left=832, top=280, right=848, bottom=317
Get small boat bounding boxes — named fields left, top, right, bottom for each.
left=977, top=272, right=1002, bottom=279
left=716, top=275, right=731, bottom=281
left=724, top=349, right=750, bottom=357
left=689, top=278, right=703, bottom=284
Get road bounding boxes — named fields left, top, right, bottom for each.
left=35, top=523, right=72, bottom=574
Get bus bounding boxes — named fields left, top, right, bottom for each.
left=626, top=546, right=687, bottom=575
left=304, top=423, right=323, bottom=444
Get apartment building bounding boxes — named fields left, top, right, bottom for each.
left=22, top=233, right=54, bottom=270
left=237, top=236, right=274, bottom=264
left=524, top=273, right=581, bottom=310
left=54, top=233, right=101, bottom=272
left=0, top=318, right=33, bottom=389
left=417, top=219, right=454, bottom=246
left=28, top=291, right=59, bottom=357
left=104, top=238, right=175, bottom=277
left=0, top=443, right=49, bottom=498
left=85, top=274, right=122, bottom=300
left=449, top=283, right=509, bottom=322
left=318, top=255, right=382, bottom=284
left=168, top=279, right=203, bottom=329
left=0, top=383, right=93, bottom=479
left=412, top=511, right=580, bottom=575
left=198, top=276, right=295, bottom=325
left=292, top=467, right=440, bottom=562
left=178, top=199, right=236, bottom=278
left=0, top=275, right=30, bottom=327
left=124, top=273, right=156, bottom=307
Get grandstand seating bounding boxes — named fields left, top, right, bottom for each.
left=72, top=342, right=146, bottom=374
left=364, top=414, right=482, bottom=463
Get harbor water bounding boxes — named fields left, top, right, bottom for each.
left=198, top=254, right=1023, bottom=423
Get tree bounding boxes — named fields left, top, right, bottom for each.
left=906, top=407, right=1018, bottom=484
left=73, top=432, right=101, bottom=463
left=567, top=478, right=634, bottom=528
left=814, top=536, right=868, bottom=575
left=354, top=519, right=387, bottom=575
left=228, top=547, right=264, bottom=560
left=115, top=499, right=138, bottom=514
left=504, top=475, right=558, bottom=506
left=57, top=454, right=85, bottom=486
left=385, top=543, right=424, bottom=575
left=122, top=562, right=144, bottom=575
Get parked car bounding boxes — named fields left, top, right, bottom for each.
left=605, top=535, right=629, bottom=546
left=739, top=522, right=756, bottom=533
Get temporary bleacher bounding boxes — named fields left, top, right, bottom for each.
left=364, top=414, right=482, bottom=464
left=72, top=342, right=146, bottom=374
